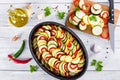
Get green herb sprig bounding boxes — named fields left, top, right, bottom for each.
left=44, top=6, right=51, bottom=16
left=30, top=65, right=39, bottom=73
left=57, top=11, right=65, bottom=19
left=91, top=59, right=103, bottom=71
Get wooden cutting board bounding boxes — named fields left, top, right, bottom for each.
left=66, top=0, right=120, bottom=40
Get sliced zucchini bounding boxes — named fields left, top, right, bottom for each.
left=48, top=40, right=58, bottom=47
left=55, top=52, right=64, bottom=59
left=48, top=58, right=56, bottom=68
left=61, top=43, right=65, bottom=51
left=72, top=45, right=77, bottom=53
left=73, top=40, right=78, bottom=46
left=52, top=49, right=61, bottom=57
left=56, top=30, right=62, bottom=38
left=42, top=25, right=52, bottom=30
left=69, top=16, right=79, bottom=26
left=88, top=15, right=100, bottom=26
left=37, top=40, right=47, bottom=47
left=75, top=10, right=85, bottom=19
left=47, top=44, right=56, bottom=52
left=79, top=55, right=85, bottom=64
left=62, top=34, right=67, bottom=43
left=72, top=57, right=80, bottom=64
left=68, top=63, right=78, bottom=72
left=78, top=63, right=84, bottom=68
left=59, top=62, right=66, bottom=74
left=39, top=45, right=47, bottom=53
left=64, top=56, right=72, bottom=62
left=83, top=15, right=89, bottom=25
left=45, top=30, right=51, bottom=38
left=42, top=52, right=50, bottom=59
left=40, top=32, right=49, bottom=38
left=92, top=25, right=103, bottom=36
left=98, top=17, right=104, bottom=28
left=60, top=55, right=66, bottom=62
left=51, top=58, right=58, bottom=68
left=78, top=22, right=87, bottom=31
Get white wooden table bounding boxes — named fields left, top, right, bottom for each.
left=0, top=0, right=120, bottom=80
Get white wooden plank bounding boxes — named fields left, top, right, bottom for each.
left=0, top=48, right=120, bottom=70
left=0, top=71, right=119, bottom=80
left=0, top=3, right=120, bottom=26
left=0, top=0, right=120, bottom=4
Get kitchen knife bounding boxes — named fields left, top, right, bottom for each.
left=108, top=0, right=114, bottom=51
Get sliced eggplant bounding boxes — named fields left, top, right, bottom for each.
left=91, top=4, right=102, bottom=15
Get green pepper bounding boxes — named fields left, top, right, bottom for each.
left=13, top=40, right=25, bottom=58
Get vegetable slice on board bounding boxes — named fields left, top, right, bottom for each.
left=100, top=27, right=109, bottom=39
left=92, top=26, right=103, bottom=36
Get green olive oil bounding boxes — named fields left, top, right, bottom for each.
left=9, top=8, right=29, bottom=27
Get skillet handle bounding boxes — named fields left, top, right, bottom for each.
left=108, top=0, right=114, bottom=24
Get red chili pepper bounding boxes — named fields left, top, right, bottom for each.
left=81, top=3, right=91, bottom=13
left=8, top=55, right=32, bottom=64
left=71, top=12, right=77, bottom=23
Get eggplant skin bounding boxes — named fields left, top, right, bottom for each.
left=90, top=5, right=102, bottom=15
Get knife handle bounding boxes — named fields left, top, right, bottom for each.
left=109, top=0, right=114, bottom=24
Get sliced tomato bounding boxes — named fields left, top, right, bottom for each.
left=38, top=28, right=45, bottom=32
left=51, top=30, right=56, bottom=36
left=64, top=63, right=69, bottom=72
left=72, top=51, right=78, bottom=59
left=80, top=21, right=85, bottom=26
left=70, top=12, right=78, bottom=23
left=76, top=47, right=81, bottom=52
left=54, top=61, right=61, bottom=70
left=101, top=11, right=109, bottom=19
left=67, top=42, right=72, bottom=48
left=73, top=0, right=80, bottom=6
left=49, top=47, right=56, bottom=52
left=39, top=36, right=46, bottom=40
left=69, top=63, right=78, bottom=69
left=48, top=37, right=56, bottom=41
left=56, top=53, right=64, bottom=59
left=59, top=32, right=65, bottom=39
left=41, top=47, right=47, bottom=53
left=102, top=18, right=109, bottom=24
left=80, top=55, right=84, bottom=60
left=66, top=50, right=70, bottom=55
left=45, top=56, right=52, bottom=63
left=50, top=24, right=56, bottom=30
left=100, top=27, right=109, bottom=39
left=72, top=37, right=75, bottom=42
left=58, top=41, right=62, bottom=47
left=81, top=3, right=91, bottom=13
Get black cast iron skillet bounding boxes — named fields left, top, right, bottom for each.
left=29, top=21, right=88, bottom=80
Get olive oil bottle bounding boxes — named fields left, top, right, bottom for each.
left=8, top=8, right=29, bottom=27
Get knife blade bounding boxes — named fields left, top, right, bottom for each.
left=108, top=0, right=114, bottom=51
